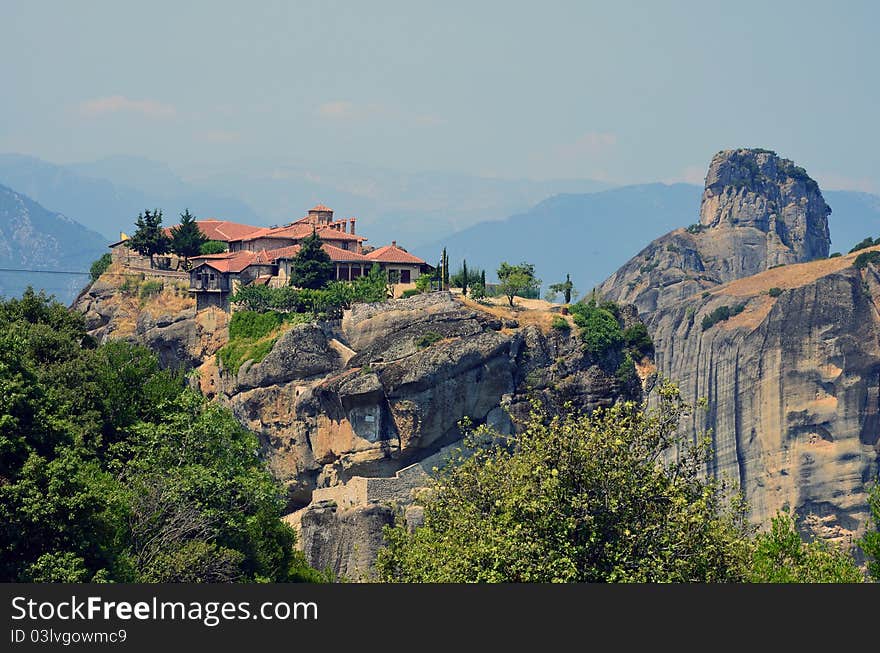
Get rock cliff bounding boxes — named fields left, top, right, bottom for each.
left=601, top=149, right=879, bottom=547
left=76, top=282, right=646, bottom=578
left=600, top=149, right=831, bottom=316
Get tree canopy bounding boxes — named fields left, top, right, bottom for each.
left=496, top=262, right=541, bottom=307
left=546, top=273, right=577, bottom=304
left=378, top=382, right=754, bottom=582
left=378, top=381, right=867, bottom=583
left=290, top=230, right=335, bottom=289
left=0, top=289, right=325, bottom=582
left=127, top=209, right=169, bottom=268
left=200, top=240, right=228, bottom=255
left=169, top=209, right=207, bottom=268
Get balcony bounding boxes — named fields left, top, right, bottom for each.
left=189, top=277, right=230, bottom=293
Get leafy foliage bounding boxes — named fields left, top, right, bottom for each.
left=138, top=280, right=163, bottom=301
left=200, top=240, right=228, bottom=255
left=451, top=262, right=483, bottom=293
left=701, top=304, right=746, bottom=331
left=414, top=331, right=443, bottom=348
left=768, top=287, right=783, bottom=297
left=622, top=322, right=653, bottom=358
left=569, top=300, right=623, bottom=357
left=496, top=262, right=541, bottom=307
left=169, top=210, right=207, bottom=267
left=748, top=513, right=863, bottom=583
left=89, top=253, right=112, bottom=282
left=0, top=290, right=325, bottom=582
left=377, top=381, right=753, bottom=582
left=218, top=311, right=314, bottom=375
left=849, top=236, right=878, bottom=254
left=546, top=273, right=577, bottom=304
left=858, top=481, right=880, bottom=581
left=686, top=223, right=707, bottom=234
left=290, top=230, right=334, bottom=289
left=550, top=316, right=571, bottom=331
left=127, top=209, right=169, bottom=268
left=853, top=250, right=880, bottom=270
left=230, top=265, right=388, bottom=317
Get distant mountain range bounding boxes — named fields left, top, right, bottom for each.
left=180, top=158, right=613, bottom=248
left=0, top=154, right=261, bottom=241
left=0, top=183, right=106, bottom=304
left=1, top=152, right=877, bottom=305
left=416, top=184, right=880, bottom=293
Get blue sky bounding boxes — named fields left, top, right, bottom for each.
left=1, top=0, right=877, bottom=190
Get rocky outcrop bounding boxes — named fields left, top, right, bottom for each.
left=74, top=273, right=225, bottom=369
left=192, top=291, right=645, bottom=577
left=76, top=275, right=648, bottom=579
left=644, top=254, right=880, bottom=546
left=600, top=149, right=877, bottom=547
left=600, top=149, right=831, bottom=317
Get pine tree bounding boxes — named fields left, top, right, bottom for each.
left=127, top=209, right=169, bottom=268
left=290, top=229, right=335, bottom=289
left=169, top=209, right=207, bottom=269
left=441, top=248, right=449, bottom=289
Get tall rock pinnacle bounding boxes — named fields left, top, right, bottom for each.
left=599, top=148, right=832, bottom=316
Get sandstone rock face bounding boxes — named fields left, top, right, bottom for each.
left=599, top=150, right=878, bottom=546
left=290, top=502, right=396, bottom=582
left=600, top=149, right=831, bottom=317
left=643, top=257, right=880, bottom=546
left=76, top=281, right=646, bottom=579
left=200, top=292, right=642, bottom=578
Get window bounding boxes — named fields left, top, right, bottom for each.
left=388, top=269, right=401, bottom=284
left=209, top=273, right=215, bottom=281
left=400, top=269, right=411, bottom=284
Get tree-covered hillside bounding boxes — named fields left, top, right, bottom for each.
left=0, top=289, right=324, bottom=582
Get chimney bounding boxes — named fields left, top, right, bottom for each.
left=349, top=218, right=356, bottom=234
left=392, top=240, right=396, bottom=247
left=341, top=220, right=347, bottom=233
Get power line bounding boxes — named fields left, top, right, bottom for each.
left=0, top=267, right=90, bottom=276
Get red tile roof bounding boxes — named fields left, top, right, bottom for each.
left=191, top=249, right=274, bottom=274
left=163, top=219, right=262, bottom=242
left=231, top=223, right=365, bottom=243
left=269, top=243, right=370, bottom=263
left=310, top=204, right=333, bottom=212
left=365, top=243, right=427, bottom=265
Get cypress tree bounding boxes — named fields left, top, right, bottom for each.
left=290, top=229, right=335, bottom=289
left=170, top=209, right=208, bottom=269
left=462, top=260, right=469, bottom=295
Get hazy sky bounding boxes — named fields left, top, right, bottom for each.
left=2, top=0, right=877, bottom=190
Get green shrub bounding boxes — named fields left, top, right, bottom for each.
left=686, top=223, right=707, bottom=234
left=829, top=252, right=842, bottom=258
left=400, top=288, right=422, bottom=298
left=217, top=336, right=279, bottom=375
left=120, top=274, right=143, bottom=296
left=849, top=237, right=877, bottom=254
left=570, top=301, right=623, bottom=357
left=622, top=323, right=653, bottom=357
left=229, top=310, right=282, bottom=340
left=701, top=304, right=746, bottom=331
left=415, top=331, right=443, bottom=348
left=702, top=291, right=711, bottom=298
left=200, top=240, right=228, bottom=255
left=854, top=250, right=880, bottom=270
left=853, top=251, right=880, bottom=270
left=551, top=316, right=571, bottom=331
left=769, top=263, right=787, bottom=269
left=768, top=287, right=782, bottom=297
left=89, top=253, right=112, bottom=281
left=139, top=280, right=164, bottom=300
left=615, top=352, right=638, bottom=386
